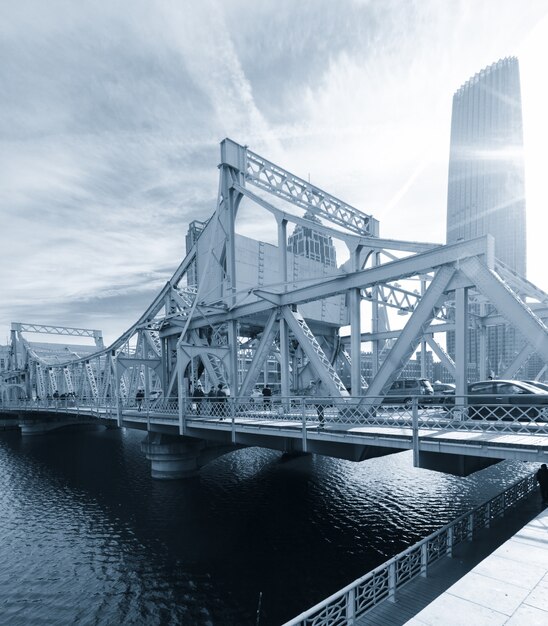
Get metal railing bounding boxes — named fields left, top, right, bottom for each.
left=0, top=396, right=117, bottom=420
left=282, top=472, right=538, bottom=626
left=2, top=394, right=548, bottom=435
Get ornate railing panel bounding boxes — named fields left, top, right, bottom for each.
left=283, top=473, right=537, bottom=626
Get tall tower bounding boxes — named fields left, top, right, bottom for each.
left=447, top=57, right=526, bottom=274
left=446, top=57, right=526, bottom=377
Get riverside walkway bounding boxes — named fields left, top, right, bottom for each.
left=357, top=495, right=547, bottom=625
left=398, top=496, right=548, bottom=626
left=284, top=475, right=546, bottom=626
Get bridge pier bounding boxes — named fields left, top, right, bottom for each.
left=140, top=433, right=240, bottom=480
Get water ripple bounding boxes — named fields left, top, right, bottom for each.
left=0, top=430, right=536, bottom=625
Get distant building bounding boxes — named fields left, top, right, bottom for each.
left=0, top=345, right=9, bottom=372
left=446, top=57, right=527, bottom=378
left=287, top=210, right=337, bottom=267
left=447, top=57, right=526, bottom=274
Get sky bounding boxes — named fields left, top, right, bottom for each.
left=1, top=0, right=548, bottom=346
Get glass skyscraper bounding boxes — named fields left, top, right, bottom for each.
left=446, top=57, right=526, bottom=377
left=447, top=56, right=526, bottom=273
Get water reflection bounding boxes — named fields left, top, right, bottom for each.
left=0, top=428, right=535, bottom=625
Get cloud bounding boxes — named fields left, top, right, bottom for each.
left=1, top=0, right=547, bottom=344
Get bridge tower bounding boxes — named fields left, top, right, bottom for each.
left=1, top=139, right=548, bottom=478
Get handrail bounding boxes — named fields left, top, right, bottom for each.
left=2, top=395, right=548, bottom=434
left=282, top=472, right=537, bottom=626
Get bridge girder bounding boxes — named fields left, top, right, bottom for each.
left=2, top=139, right=547, bottom=405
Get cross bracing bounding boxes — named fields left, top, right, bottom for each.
left=2, top=138, right=547, bottom=409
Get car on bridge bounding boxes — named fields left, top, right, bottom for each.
left=523, top=380, right=548, bottom=392
left=382, top=378, right=433, bottom=407
left=427, top=382, right=456, bottom=406
left=432, top=381, right=456, bottom=394
left=444, top=379, right=548, bottom=421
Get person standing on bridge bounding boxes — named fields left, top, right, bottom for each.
left=262, top=385, right=272, bottom=410
left=216, top=383, right=227, bottom=419
left=536, top=463, right=548, bottom=505
left=207, top=386, right=217, bottom=415
left=309, top=380, right=326, bottom=429
left=136, top=388, right=145, bottom=412
left=193, top=382, right=205, bottom=415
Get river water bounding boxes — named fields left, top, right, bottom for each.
left=0, top=426, right=536, bottom=625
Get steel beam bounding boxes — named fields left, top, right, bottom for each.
left=364, top=265, right=455, bottom=399
left=460, top=257, right=548, bottom=364
left=426, top=336, right=456, bottom=377
left=186, top=236, right=494, bottom=331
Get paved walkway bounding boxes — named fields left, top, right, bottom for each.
left=356, top=492, right=547, bottom=625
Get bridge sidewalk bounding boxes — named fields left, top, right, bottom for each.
left=356, top=493, right=547, bottom=625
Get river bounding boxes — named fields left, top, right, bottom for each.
left=0, top=426, right=535, bottom=625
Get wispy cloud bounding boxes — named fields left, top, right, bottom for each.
left=1, top=0, right=547, bottom=343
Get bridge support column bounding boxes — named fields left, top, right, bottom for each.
left=141, top=433, right=204, bottom=479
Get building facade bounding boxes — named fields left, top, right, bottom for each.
left=447, top=56, right=526, bottom=274
left=287, top=210, right=337, bottom=267
left=446, top=57, right=527, bottom=379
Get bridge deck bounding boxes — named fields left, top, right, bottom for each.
left=356, top=495, right=547, bottom=625
left=5, top=404, right=548, bottom=462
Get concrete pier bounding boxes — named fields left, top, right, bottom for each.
left=140, top=433, right=241, bottom=479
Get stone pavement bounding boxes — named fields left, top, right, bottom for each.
left=405, top=505, right=548, bottom=625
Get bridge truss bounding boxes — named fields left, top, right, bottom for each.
left=2, top=139, right=548, bottom=413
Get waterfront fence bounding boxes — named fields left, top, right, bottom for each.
left=282, top=472, right=537, bottom=626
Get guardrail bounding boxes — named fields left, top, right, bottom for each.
left=0, top=397, right=117, bottom=419
left=2, top=395, right=548, bottom=435
left=282, top=472, right=538, bottom=626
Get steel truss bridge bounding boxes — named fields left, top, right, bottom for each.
left=2, top=139, right=548, bottom=477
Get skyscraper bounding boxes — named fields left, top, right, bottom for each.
left=447, top=57, right=526, bottom=275
left=287, top=210, right=337, bottom=267
left=446, top=57, right=526, bottom=377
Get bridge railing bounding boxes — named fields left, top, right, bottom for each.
left=426, top=394, right=548, bottom=433
left=123, top=396, right=180, bottom=415
left=184, top=394, right=548, bottom=435
left=3, top=394, right=548, bottom=435
left=0, top=396, right=117, bottom=419
left=282, top=472, right=538, bottom=626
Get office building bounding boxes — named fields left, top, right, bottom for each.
left=446, top=57, right=526, bottom=377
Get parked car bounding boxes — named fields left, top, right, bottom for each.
left=444, top=379, right=548, bottom=420
left=382, top=378, right=433, bottom=407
